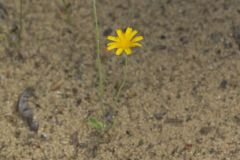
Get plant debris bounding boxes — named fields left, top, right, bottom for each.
left=16, top=87, right=39, bottom=132
left=232, top=25, right=240, bottom=49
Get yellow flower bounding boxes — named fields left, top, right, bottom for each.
left=107, top=27, right=143, bottom=56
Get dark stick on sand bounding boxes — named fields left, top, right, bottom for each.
left=17, top=87, right=39, bottom=132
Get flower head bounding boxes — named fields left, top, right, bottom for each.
left=107, top=27, right=143, bottom=56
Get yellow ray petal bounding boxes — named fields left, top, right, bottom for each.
left=124, top=48, right=132, bottom=55
left=132, top=43, right=142, bottom=47
left=107, top=42, right=117, bottom=46
left=125, top=27, right=133, bottom=38
left=107, top=36, right=118, bottom=42
left=116, top=48, right=123, bottom=55
left=132, top=36, right=143, bottom=42
left=107, top=45, right=117, bottom=51
left=116, top=29, right=124, bottom=39
left=129, top=30, right=138, bottom=40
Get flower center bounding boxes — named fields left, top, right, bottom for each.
left=119, top=38, right=130, bottom=49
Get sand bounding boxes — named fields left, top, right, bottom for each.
left=0, top=0, right=240, bottom=159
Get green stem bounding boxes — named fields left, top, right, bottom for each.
left=116, top=56, right=128, bottom=101
left=19, top=0, right=23, bottom=50
left=62, top=0, right=66, bottom=5
left=93, top=0, right=104, bottom=99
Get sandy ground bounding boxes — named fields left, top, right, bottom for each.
left=0, top=0, right=240, bottom=159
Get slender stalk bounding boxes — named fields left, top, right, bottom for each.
left=62, top=0, right=66, bottom=5
left=116, top=56, right=128, bottom=101
left=93, top=0, right=104, bottom=99
left=18, top=0, right=23, bottom=50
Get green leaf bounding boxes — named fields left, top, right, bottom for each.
left=88, top=117, right=105, bottom=131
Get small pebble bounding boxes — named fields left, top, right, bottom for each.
left=40, top=133, right=49, bottom=140
left=153, top=112, right=166, bottom=120
left=199, top=126, right=213, bottom=135
left=219, top=79, right=228, bottom=89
